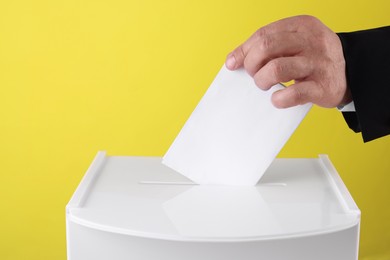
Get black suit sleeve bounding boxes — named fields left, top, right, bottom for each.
left=337, top=26, right=390, bottom=142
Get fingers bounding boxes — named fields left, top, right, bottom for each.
left=245, top=32, right=307, bottom=76
left=253, top=56, right=312, bottom=90
left=226, top=26, right=274, bottom=70
left=225, top=16, right=314, bottom=71
left=226, top=31, right=306, bottom=74
left=271, top=81, right=322, bottom=108
left=226, top=35, right=257, bottom=70
left=224, top=15, right=335, bottom=109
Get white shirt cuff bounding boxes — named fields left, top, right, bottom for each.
left=337, top=101, right=355, bottom=112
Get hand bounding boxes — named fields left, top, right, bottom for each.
left=225, top=15, right=351, bottom=108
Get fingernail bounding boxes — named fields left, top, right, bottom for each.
left=226, top=54, right=236, bottom=70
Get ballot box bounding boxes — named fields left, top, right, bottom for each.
left=66, top=152, right=360, bottom=260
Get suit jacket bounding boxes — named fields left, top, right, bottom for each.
left=337, top=26, right=390, bottom=142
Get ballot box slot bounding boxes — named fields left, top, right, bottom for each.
left=138, top=180, right=287, bottom=186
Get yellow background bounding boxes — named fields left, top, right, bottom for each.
left=0, top=0, right=389, bottom=259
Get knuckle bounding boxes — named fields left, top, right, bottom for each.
left=243, top=58, right=255, bottom=76
left=254, top=29, right=273, bottom=52
left=268, top=60, right=285, bottom=79
left=254, top=28, right=267, bottom=40
left=236, top=45, right=246, bottom=59
left=258, top=34, right=273, bottom=51
left=291, top=87, right=303, bottom=104
left=297, top=15, right=319, bottom=25
left=294, top=15, right=323, bottom=33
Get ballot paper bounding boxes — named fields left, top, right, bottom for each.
left=162, top=65, right=312, bottom=186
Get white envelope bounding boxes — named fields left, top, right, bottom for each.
left=163, top=65, right=312, bottom=186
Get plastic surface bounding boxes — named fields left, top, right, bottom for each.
left=66, top=152, right=360, bottom=260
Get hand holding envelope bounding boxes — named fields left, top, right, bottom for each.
left=163, top=65, right=312, bottom=186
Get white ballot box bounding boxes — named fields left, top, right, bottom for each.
left=66, top=152, right=360, bottom=260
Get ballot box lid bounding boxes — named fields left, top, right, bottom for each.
left=66, top=152, right=360, bottom=242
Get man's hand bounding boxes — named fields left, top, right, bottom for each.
left=226, top=15, right=351, bottom=108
